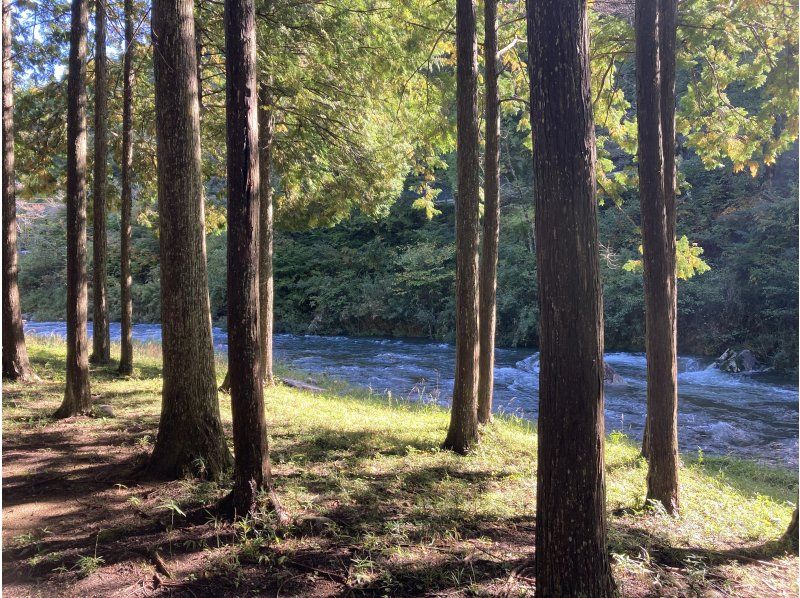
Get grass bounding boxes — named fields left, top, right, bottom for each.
left=2, top=335, right=798, bottom=596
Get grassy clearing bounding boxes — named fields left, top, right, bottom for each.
left=2, top=336, right=798, bottom=596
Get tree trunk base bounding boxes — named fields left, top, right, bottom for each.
left=118, top=362, right=133, bottom=376
left=219, top=371, right=231, bottom=392
left=3, top=364, right=40, bottom=383
left=782, top=508, right=798, bottom=553
left=218, top=485, right=290, bottom=525
left=441, top=430, right=478, bottom=455
left=90, top=352, right=111, bottom=365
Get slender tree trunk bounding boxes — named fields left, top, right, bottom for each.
left=90, top=0, right=110, bottom=364
left=258, top=82, right=275, bottom=385
left=118, top=0, right=134, bottom=375
left=527, top=0, right=616, bottom=594
left=477, top=0, right=499, bottom=425
left=56, top=0, right=92, bottom=418
left=148, top=0, right=231, bottom=480
left=223, top=0, right=273, bottom=516
left=219, top=89, right=273, bottom=392
left=443, top=0, right=480, bottom=454
left=2, top=0, right=36, bottom=383
left=636, top=0, right=680, bottom=513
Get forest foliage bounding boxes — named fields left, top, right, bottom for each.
left=9, top=0, right=800, bottom=371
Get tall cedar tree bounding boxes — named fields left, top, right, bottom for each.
left=148, top=0, right=231, bottom=479
left=443, top=0, right=480, bottom=453
left=118, top=0, right=134, bottom=375
left=527, top=0, right=616, bottom=594
left=477, top=0, right=499, bottom=424
left=2, top=0, right=36, bottom=382
left=56, top=0, right=92, bottom=417
left=224, top=0, right=274, bottom=515
left=635, top=0, right=680, bottom=513
left=90, top=0, right=110, bottom=364
left=219, top=83, right=276, bottom=393
left=258, top=82, right=275, bottom=384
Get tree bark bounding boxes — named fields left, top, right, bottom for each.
left=118, top=0, right=134, bottom=375
left=223, top=0, right=272, bottom=516
left=147, top=0, right=231, bottom=480
left=2, top=0, right=36, bottom=383
left=258, top=81, right=275, bottom=385
left=636, top=0, right=680, bottom=514
left=526, top=0, right=616, bottom=595
left=783, top=507, right=798, bottom=552
left=56, top=0, right=92, bottom=417
left=477, top=0, right=499, bottom=425
left=220, top=89, right=273, bottom=391
left=90, top=0, right=110, bottom=365
left=443, top=0, right=480, bottom=454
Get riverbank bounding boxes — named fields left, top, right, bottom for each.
left=22, top=322, right=800, bottom=467
left=3, top=337, right=798, bottom=596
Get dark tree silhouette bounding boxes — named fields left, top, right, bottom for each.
left=477, top=0, right=500, bottom=425
left=56, top=0, right=92, bottom=418
left=2, top=0, right=36, bottom=383
left=526, top=0, right=616, bottom=594
left=223, top=0, right=283, bottom=517
left=147, top=0, right=231, bottom=479
left=443, top=0, right=480, bottom=454
left=118, top=0, right=134, bottom=375
left=635, top=0, right=680, bottom=513
left=91, top=0, right=110, bottom=365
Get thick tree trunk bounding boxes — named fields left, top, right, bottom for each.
left=223, top=0, right=272, bottom=516
left=258, top=82, right=275, bottom=385
left=118, top=0, right=134, bottom=375
left=147, top=0, right=231, bottom=480
left=527, top=0, right=616, bottom=595
left=636, top=0, right=680, bottom=514
left=443, top=0, right=480, bottom=454
left=90, top=0, right=110, bottom=365
left=477, top=0, right=499, bottom=425
left=2, top=0, right=36, bottom=383
left=56, top=0, right=92, bottom=417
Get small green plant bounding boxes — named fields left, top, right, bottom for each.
left=74, top=554, right=104, bottom=578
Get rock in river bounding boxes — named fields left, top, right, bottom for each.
left=715, top=348, right=760, bottom=373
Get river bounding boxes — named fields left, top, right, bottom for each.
left=24, top=321, right=799, bottom=468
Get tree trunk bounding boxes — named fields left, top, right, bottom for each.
left=258, top=82, right=275, bottom=385
left=783, top=507, right=798, bottom=552
left=90, top=0, right=110, bottom=365
left=526, top=0, right=616, bottom=595
left=477, top=0, right=499, bottom=426
left=636, top=0, right=680, bottom=514
left=223, top=0, right=272, bottom=516
left=2, top=0, right=36, bottom=383
left=147, top=0, right=231, bottom=480
left=118, top=0, right=134, bottom=375
left=56, top=0, right=92, bottom=418
left=443, top=0, right=480, bottom=454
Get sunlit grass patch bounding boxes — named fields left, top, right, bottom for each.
left=5, top=337, right=797, bottom=596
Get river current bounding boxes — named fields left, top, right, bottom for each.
left=24, top=321, right=799, bottom=468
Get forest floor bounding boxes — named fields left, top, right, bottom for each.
left=2, top=337, right=798, bottom=597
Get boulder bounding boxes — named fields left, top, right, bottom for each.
left=92, top=404, right=116, bottom=418
left=604, top=363, right=626, bottom=386
left=715, top=348, right=760, bottom=373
